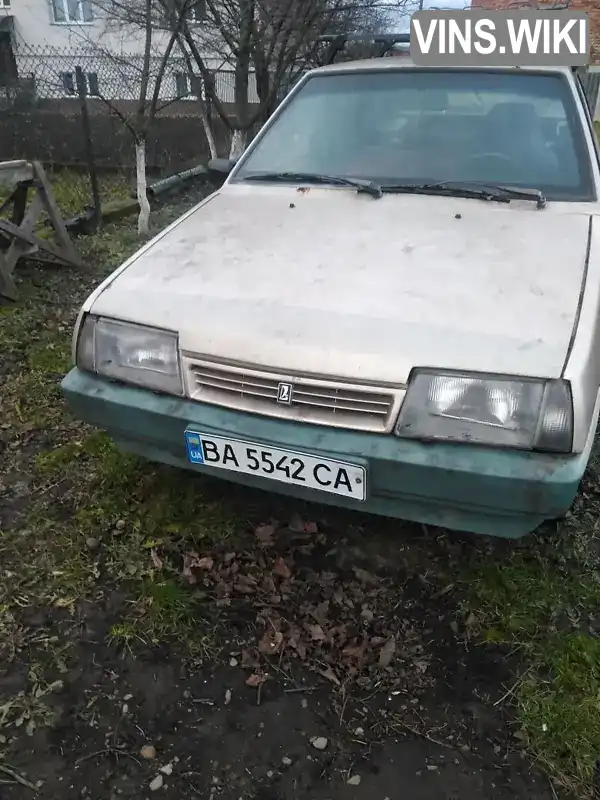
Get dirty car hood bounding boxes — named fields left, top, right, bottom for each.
left=89, top=187, right=591, bottom=384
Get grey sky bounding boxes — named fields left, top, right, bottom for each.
left=388, top=0, right=470, bottom=31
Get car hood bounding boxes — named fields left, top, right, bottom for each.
left=89, top=186, right=591, bottom=385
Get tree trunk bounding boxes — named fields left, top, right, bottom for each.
left=135, top=138, right=150, bottom=236
left=191, top=76, right=218, bottom=160
left=229, top=129, right=247, bottom=160
left=201, top=106, right=219, bottom=160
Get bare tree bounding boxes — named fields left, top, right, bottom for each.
left=99, top=0, right=396, bottom=159
left=180, top=0, right=393, bottom=157
left=74, top=0, right=213, bottom=234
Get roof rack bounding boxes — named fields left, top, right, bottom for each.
left=316, top=31, right=593, bottom=70
left=317, top=33, right=411, bottom=65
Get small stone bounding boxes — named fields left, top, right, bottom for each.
left=311, top=737, right=328, bottom=750
left=224, top=689, right=232, bottom=705
left=121, top=703, right=129, bottom=715
left=301, top=698, right=308, bottom=708
left=115, top=519, right=126, bottom=530
left=426, top=764, right=438, bottom=771
left=347, top=775, right=361, bottom=786
left=282, top=757, right=292, bottom=766
left=86, top=537, right=100, bottom=550
left=160, top=763, right=173, bottom=776
left=140, top=745, right=156, bottom=760
left=123, top=693, right=133, bottom=701
left=266, top=770, right=274, bottom=778
left=229, top=658, right=238, bottom=667
left=149, top=775, right=163, bottom=791
left=354, top=727, right=364, bottom=736
left=459, top=744, right=470, bottom=752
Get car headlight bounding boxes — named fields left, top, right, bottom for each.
left=395, top=369, right=573, bottom=453
left=76, top=314, right=183, bottom=395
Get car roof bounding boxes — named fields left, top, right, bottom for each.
left=308, top=57, right=574, bottom=78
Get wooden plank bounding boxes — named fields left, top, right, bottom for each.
left=0, top=160, right=33, bottom=187
left=32, top=162, right=82, bottom=268
left=0, top=255, right=18, bottom=301
left=0, top=161, right=82, bottom=300
left=0, top=218, right=77, bottom=266
left=11, top=183, right=29, bottom=226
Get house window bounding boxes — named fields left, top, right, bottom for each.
left=60, top=71, right=99, bottom=96
left=52, top=0, right=94, bottom=23
left=175, top=72, right=190, bottom=97
left=186, top=0, right=205, bottom=23
left=175, top=72, right=203, bottom=99
left=157, top=0, right=204, bottom=29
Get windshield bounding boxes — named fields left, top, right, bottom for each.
left=233, top=69, right=595, bottom=201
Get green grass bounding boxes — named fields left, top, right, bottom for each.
left=463, top=490, right=600, bottom=796
left=1, top=191, right=232, bottom=663
left=0, top=168, right=132, bottom=222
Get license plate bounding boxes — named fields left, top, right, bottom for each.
left=184, top=431, right=366, bottom=501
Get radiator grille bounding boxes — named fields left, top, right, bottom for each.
left=187, top=361, right=396, bottom=432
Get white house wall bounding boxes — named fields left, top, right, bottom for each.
left=3, top=0, right=258, bottom=102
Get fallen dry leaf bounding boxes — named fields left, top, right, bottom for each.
left=260, top=576, right=277, bottom=594
left=150, top=549, right=163, bottom=570
left=245, top=673, right=267, bottom=687
left=311, top=600, right=330, bottom=623
left=258, top=629, right=284, bottom=655
left=318, top=666, right=341, bottom=686
left=304, top=623, right=326, bottom=642
left=182, top=551, right=204, bottom=584
left=197, top=556, right=214, bottom=571
left=353, top=567, right=379, bottom=585
left=273, top=557, right=292, bottom=579
left=287, top=628, right=307, bottom=659
left=288, top=513, right=305, bottom=532
left=255, top=524, right=276, bottom=546
left=304, top=521, right=318, bottom=534
left=379, top=635, right=396, bottom=667
left=241, top=649, right=259, bottom=668
left=342, top=640, right=366, bottom=660
left=234, top=574, right=257, bottom=594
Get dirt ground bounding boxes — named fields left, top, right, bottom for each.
left=1, top=179, right=596, bottom=800
left=0, top=515, right=556, bottom=800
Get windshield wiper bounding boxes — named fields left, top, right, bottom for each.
left=242, top=171, right=383, bottom=199
left=380, top=181, right=547, bottom=209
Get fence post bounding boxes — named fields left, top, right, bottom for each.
left=75, top=65, right=101, bottom=232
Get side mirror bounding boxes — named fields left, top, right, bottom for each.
left=207, top=158, right=236, bottom=183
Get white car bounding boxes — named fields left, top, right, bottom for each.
left=62, top=53, right=600, bottom=539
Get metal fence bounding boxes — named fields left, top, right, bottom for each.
left=1, top=43, right=259, bottom=107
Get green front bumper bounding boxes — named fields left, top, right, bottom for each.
left=61, top=368, right=589, bottom=539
